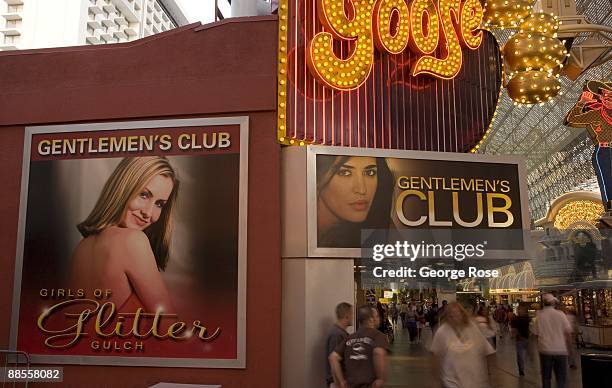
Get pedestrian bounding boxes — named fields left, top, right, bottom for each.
left=325, top=302, right=353, bottom=387
left=390, top=302, right=399, bottom=327
left=439, top=300, right=448, bottom=317
left=507, top=306, right=515, bottom=327
left=376, top=302, right=386, bottom=329
left=416, top=305, right=426, bottom=343
left=474, top=305, right=497, bottom=349
left=405, top=302, right=418, bottom=343
left=494, top=305, right=506, bottom=338
left=511, top=305, right=530, bottom=376
left=435, top=300, right=448, bottom=328
left=531, top=294, right=572, bottom=388
left=428, top=304, right=439, bottom=334
left=431, top=302, right=495, bottom=388
left=399, top=300, right=409, bottom=329
left=329, top=305, right=390, bottom=388
left=564, top=308, right=579, bottom=369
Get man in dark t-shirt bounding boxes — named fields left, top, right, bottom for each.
left=326, top=302, right=353, bottom=387
left=511, top=306, right=531, bottom=376
left=329, top=305, right=390, bottom=388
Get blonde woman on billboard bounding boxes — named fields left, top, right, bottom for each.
left=316, top=155, right=394, bottom=248
left=71, top=156, right=179, bottom=313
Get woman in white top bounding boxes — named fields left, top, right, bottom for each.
left=474, top=305, right=497, bottom=349
left=431, top=303, right=496, bottom=388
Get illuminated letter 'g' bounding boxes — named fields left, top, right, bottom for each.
left=307, top=0, right=376, bottom=91
left=373, top=0, right=410, bottom=54
left=413, top=0, right=463, bottom=79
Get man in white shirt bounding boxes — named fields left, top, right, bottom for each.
left=531, top=294, right=572, bottom=388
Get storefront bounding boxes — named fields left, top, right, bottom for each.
left=535, top=191, right=612, bottom=347
left=576, top=282, right=612, bottom=347
left=488, top=262, right=538, bottom=307
left=0, top=0, right=610, bottom=386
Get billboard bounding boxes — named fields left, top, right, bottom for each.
left=308, top=146, right=529, bottom=260
left=10, top=118, right=248, bottom=368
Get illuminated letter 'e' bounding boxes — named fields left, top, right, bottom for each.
left=459, top=0, right=484, bottom=49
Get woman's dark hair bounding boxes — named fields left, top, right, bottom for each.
left=316, top=155, right=394, bottom=248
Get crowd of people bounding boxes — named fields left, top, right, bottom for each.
left=325, top=293, right=578, bottom=388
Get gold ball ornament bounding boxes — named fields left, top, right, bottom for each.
left=519, top=12, right=559, bottom=37
left=502, top=32, right=565, bottom=72
left=483, top=0, right=535, bottom=28
left=506, top=70, right=561, bottom=104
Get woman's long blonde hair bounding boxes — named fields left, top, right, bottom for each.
left=77, top=157, right=179, bottom=270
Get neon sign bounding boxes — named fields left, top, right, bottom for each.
left=307, top=0, right=484, bottom=90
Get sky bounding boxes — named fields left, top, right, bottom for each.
left=176, top=0, right=216, bottom=24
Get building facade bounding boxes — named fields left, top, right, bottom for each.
left=0, top=0, right=188, bottom=51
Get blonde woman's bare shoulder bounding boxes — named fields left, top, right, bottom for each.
left=98, top=226, right=151, bottom=253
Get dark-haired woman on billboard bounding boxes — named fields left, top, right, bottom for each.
left=316, top=155, right=394, bottom=248
left=70, top=156, right=179, bottom=313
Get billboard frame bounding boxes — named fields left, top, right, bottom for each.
left=10, top=117, right=249, bottom=368
left=306, top=145, right=530, bottom=259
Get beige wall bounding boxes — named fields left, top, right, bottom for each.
left=281, top=258, right=355, bottom=388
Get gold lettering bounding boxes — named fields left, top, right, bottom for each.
left=459, top=0, right=483, bottom=49
left=307, top=0, right=376, bottom=90
left=428, top=191, right=452, bottom=226
left=487, top=193, right=514, bottom=228
left=453, top=192, right=483, bottom=227
left=218, top=132, right=231, bottom=148
left=178, top=134, right=190, bottom=150
left=396, top=190, right=427, bottom=226
left=192, top=320, right=222, bottom=341
left=37, top=299, right=100, bottom=349
left=168, top=322, right=187, bottom=339
left=38, top=140, right=51, bottom=156
left=373, top=0, right=410, bottom=54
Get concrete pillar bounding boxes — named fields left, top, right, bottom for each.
left=280, top=146, right=356, bottom=387
left=281, top=258, right=355, bottom=388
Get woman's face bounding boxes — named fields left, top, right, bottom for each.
left=446, top=305, right=464, bottom=327
left=320, top=157, right=378, bottom=223
left=120, top=174, right=174, bottom=231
